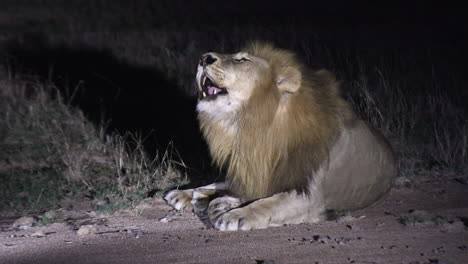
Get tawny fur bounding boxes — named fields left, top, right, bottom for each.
left=198, top=42, right=356, bottom=201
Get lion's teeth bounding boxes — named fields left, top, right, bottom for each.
left=202, top=76, right=207, bottom=86
left=203, top=92, right=207, bottom=97
left=213, top=90, right=218, bottom=95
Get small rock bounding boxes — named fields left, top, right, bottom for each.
left=76, top=225, right=97, bottom=236
left=31, top=230, right=46, bottom=238
left=159, top=217, right=169, bottom=223
left=12, top=217, right=35, bottom=230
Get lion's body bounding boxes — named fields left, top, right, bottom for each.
left=198, top=68, right=343, bottom=201
left=165, top=42, right=395, bottom=231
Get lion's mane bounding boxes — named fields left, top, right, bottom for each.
left=198, top=42, right=356, bottom=201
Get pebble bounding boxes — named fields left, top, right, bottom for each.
left=158, top=217, right=169, bottom=223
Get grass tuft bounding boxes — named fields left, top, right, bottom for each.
left=0, top=70, right=186, bottom=216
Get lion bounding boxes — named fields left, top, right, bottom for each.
left=165, top=42, right=396, bottom=231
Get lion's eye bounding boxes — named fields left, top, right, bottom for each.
left=234, top=57, right=251, bottom=63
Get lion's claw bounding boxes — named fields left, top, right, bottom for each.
left=213, top=208, right=254, bottom=231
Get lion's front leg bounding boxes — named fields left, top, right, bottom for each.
left=164, top=182, right=227, bottom=213
left=212, top=190, right=326, bottom=231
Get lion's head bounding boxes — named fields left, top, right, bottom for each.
left=196, top=42, right=303, bottom=119
left=196, top=42, right=352, bottom=201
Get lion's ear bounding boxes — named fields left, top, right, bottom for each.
left=276, top=66, right=301, bottom=94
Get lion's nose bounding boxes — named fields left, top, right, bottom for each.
left=200, top=54, right=217, bottom=67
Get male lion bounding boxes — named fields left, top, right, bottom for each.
left=165, top=42, right=395, bottom=231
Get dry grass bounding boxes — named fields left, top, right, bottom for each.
left=0, top=69, right=187, bottom=216
left=338, top=58, right=468, bottom=175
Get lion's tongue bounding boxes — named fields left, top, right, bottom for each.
left=208, top=86, right=222, bottom=95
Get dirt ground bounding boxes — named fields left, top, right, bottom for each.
left=1, top=174, right=467, bottom=264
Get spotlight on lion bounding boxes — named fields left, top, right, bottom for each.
left=166, top=42, right=395, bottom=231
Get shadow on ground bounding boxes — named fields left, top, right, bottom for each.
left=1, top=34, right=213, bottom=183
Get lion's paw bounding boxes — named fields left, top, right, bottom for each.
left=208, top=196, right=241, bottom=224
left=164, top=189, right=194, bottom=211
left=213, top=208, right=247, bottom=231
left=213, top=207, right=268, bottom=231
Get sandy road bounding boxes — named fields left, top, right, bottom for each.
left=2, top=176, right=467, bottom=264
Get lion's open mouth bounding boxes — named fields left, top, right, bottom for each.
left=199, top=74, right=228, bottom=100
